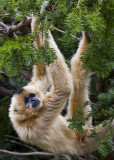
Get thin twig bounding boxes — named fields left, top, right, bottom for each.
left=54, top=27, right=81, bottom=41
left=77, top=0, right=81, bottom=6
left=19, top=69, right=31, bottom=80
left=5, top=135, right=20, bottom=141
left=2, top=139, right=37, bottom=152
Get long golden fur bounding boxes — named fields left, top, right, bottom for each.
left=9, top=15, right=113, bottom=156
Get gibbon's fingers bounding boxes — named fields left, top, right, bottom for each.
left=68, top=32, right=92, bottom=127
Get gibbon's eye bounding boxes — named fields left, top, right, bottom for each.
left=29, top=93, right=36, bottom=98
left=24, top=97, right=29, bottom=105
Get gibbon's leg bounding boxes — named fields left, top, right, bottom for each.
left=29, top=15, right=50, bottom=93
left=68, top=32, right=92, bottom=127
left=67, top=32, right=114, bottom=154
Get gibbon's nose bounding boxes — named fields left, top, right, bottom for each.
left=30, top=97, right=41, bottom=108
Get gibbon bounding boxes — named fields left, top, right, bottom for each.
left=9, top=15, right=114, bottom=156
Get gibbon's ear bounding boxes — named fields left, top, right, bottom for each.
left=14, top=88, right=24, bottom=95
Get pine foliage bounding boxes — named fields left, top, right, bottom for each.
left=0, top=0, right=114, bottom=77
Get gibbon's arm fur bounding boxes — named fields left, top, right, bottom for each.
left=9, top=16, right=114, bottom=156
left=30, top=15, right=50, bottom=93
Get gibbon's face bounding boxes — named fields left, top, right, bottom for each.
left=9, top=85, right=44, bottom=117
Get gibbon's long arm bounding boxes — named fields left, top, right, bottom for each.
left=68, top=32, right=92, bottom=127
left=29, top=16, right=50, bottom=93
left=30, top=15, right=72, bottom=127
left=38, top=30, right=72, bottom=127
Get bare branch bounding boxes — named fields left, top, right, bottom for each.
left=0, top=22, right=8, bottom=31
left=0, top=17, right=32, bottom=37
left=77, top=0, right=81, bottom=7
left=0, top=12, right=18, bottom=24
left=54, top=27, right=81, bottom=41
left=5, top=135, right=20, bottom=141
left=13, top=32, right=18, bottom=38
left=2, top=139, right=37, bottom=152
left=0, top=86, right=15, bottom=96
left=0, top=27, right=7, bottom=35
left=0, top=149, right=55, bottom=159
left=0, top=71, right=16, bottom=90
left=9, top=17, right=32, bottom=33
left=19, top=69, right=32, bottom=80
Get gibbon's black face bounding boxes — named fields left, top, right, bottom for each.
left=9, top=85, right=44, bottom=115
left=24, top=93, right=41, bottom=108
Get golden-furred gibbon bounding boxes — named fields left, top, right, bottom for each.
left=9, top=15, right=114, bottom=156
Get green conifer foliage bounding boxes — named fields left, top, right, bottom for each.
left=0, top=0, right=114, bottom=158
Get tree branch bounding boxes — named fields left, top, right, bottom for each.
left=0, top=149, right=55, bottom=159
left=19, top=69, right=32, bottom=80
left=9, top=17, right=32, bottom=33
left=0, top=22, right=8, bottom=31
left=0, top=12, right=18, bottom=24
left=0, top=17, right=32, bottom=37
left=1, top=139, right=37, bottom=152
left=0, top=71, right=16, bottom=90
left=5, top=135, right=20, bottom=141
left=0, top=86, right=15, bottom=96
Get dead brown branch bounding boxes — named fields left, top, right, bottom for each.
left=0, top=17, right=32, bottom=37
